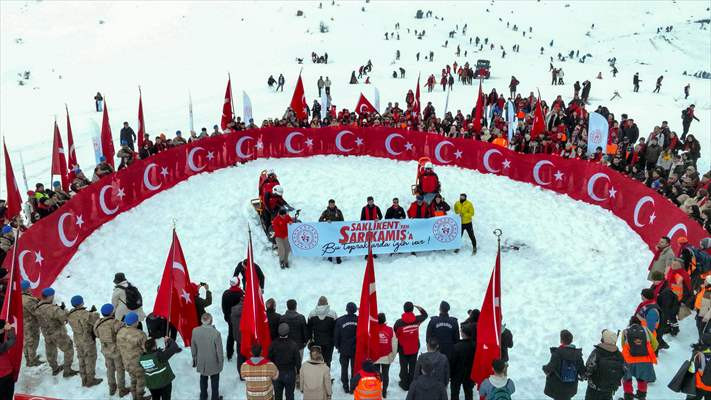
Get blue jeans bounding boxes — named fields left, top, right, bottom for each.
left=274, top=369, right=295, bottom=400
left=200, top=373, right=219, bottom=400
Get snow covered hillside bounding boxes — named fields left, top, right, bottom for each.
left=23, top=156, right=659, bottom=399
left=1, top=0, right=709, bottom=195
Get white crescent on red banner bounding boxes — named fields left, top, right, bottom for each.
left=187, top=147, right=206, bottom=172
left=18, top=249, right=41, bottom=289
left=285, top=131, right=305, bottom=154
left=483, top=149, right=503, bottom=173
left=385, top=133, right=404, bottom=156
left=98, top=185, right=120, bottom=215
left=143, top=163, right=162, bottom=191
left=335, top=130, right=354, bottom=153
left=57, top=212, right=78, bottom=248
left=633, top=196, right=656, bottom=227
left=666, top=223, right=688, bottom=241
left=587, top=172, right=616, bottom=202
left=434, top=140, right=458, bottom=164
left=236, top=136, right=254, bottom=159
left=532, top=160, right=554, bottom=185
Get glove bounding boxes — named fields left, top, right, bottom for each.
left=89, top=305, right=97, bottom=312
left=60, top=302, right=66, bottom=310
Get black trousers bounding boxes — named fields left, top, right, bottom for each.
left=317, top=344, right=334, bottom=367
left=149, top=382, right=172, bottom=400
left=398, top=353, right=418, bottom=389
left=689, top=389, right=711, bottom=399
left=376, top=364, right=390, bottom=396
left=585, top=386, right=613, bottom=400
left=225, top=321, right=235, bottom=360
left=461, top=223, right=477, bottom=249
left=340, top=354, right=354, bottom=390
left=274, top=369, right=296, bottom=400
left=451, top=376, right=474, bottom=400
left=200, top=373, right=220, bottom=400
left=0, top=375, right=14, bottom=400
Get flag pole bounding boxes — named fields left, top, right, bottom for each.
left=166, top=219, right=177, bottom=337
left=228, top=73, right=235, bottom=118
left=18, top=152, right=28, bottom=194
left=51, top=117, right=56, bottom=187
left=493, top=228, right=502, bottom=359
left=4, top=227, right=20, bottom=316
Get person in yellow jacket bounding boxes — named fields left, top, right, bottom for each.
left=454, top=193, right=477, bottom=254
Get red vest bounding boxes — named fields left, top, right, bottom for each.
left=420, top=173, right=439, bottom=193
left=377, top=324, right=394, bottom=359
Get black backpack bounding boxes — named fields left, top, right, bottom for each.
left=702, top=352, right=711, bottom=386
left=121, top=284, right=143, bottom=310
left=626, top=324, right=648, bottom=357
left=592, top=350, right=625, bottom=392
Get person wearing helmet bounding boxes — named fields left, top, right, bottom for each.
left=266, top=185, right=288, bottom=217
left=260, top=170, right=280, bottom=202
left=418, top=162, right=441, bottom=204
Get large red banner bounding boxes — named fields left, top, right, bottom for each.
left=5, top=128, right=705, bottom=295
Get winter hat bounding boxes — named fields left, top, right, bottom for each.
left=176, top=130, right=182, bottom=136
left=439, top=301, right=450, bottom=313
left=346, top=302, right=357, bottom=314
left=1, top=225, right=12, bottom=235
left=21, top=280, right=30, bottom=290
left=601, top=329, right=617, bottom=345
left=229, top=276, right=239, bottom=287
left=100, top=303, right=114, bottom=317
left=52, top=181, right=61, bottom=188
left=99, top=155, right=106, bottom=162
left=124, top=311, right=139, bottom=326
left=70, top=295, right=83, bottom=308
left=677, top=236, right=689, bottom=244
left=317, top=296, right=328, bottom=306
left=41, top=288, right=55, bottom=298
left=403, top=301, right=414, bottom=313
left=278, top=322, right=290, bottom=337
left=113, top=272, right=126, bottom=284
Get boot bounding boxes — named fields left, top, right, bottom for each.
left=472, top=247, right=478, bottom=255
left=86, top=377, right=103, bottom=387
left=118, top=387, right=131, bottom=397
left=80, top=375, right=87, bottom=387
left=63, top=368, right=80, bottom=378
left=51, top=365, right=64, bottom=376
left=623, top=393, right=634, bottom=400
left=635, top=392, right=646, bottom=400
left=109, top=384, right=117, bottom=396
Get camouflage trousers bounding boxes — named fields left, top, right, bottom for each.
left=45, top=332, right=74, bottom=370
left=125, top=358, right=146, bottom=399
left=75, top=340, right=98, bottom=382
left=102, top=353, right=127, bottom=392
left=23, top=325, right=41, bottom=365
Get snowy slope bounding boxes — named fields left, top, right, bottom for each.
left=18, top=156, right=662, bottom=399
left=1, top=0, right=709, bottom=196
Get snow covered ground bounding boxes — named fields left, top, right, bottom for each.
left=17, top=155, right=677, bottom=399
left=0, top=0, right=709, bottom=196
left=2, top=0, right=709, bottom=398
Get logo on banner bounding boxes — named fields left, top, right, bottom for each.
left=291, top=225, right=319, bottom=250
left=432, top=217, right=458, bottom=242
left=591, top=129, right=602, bottom=144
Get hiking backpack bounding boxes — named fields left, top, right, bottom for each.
left=626, top=324, right=648, bottom=357
left=592, top=351, right=625, bottom=392
left=122, top=284, right=143, bottom=310
left=491, top=385, right=513, bottom=400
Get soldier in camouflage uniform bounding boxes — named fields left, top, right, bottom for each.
left=21, top=280, right=43, bottom=366
left=94, top=303, right=130, bottom=397
left=35, top=287, right=79, bottom=377
left=117, top=311, right=148, bottom=399
left=67, top=295, right=102, bottom=387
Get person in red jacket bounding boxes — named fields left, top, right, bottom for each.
left=418, top=163, right=441, bottom=204
left=260, top=170, right=280, bottom=201
left=394, top=302, right=428, bottom=391
left=0, top=319, right=16, bottom=398
left=271, top=208, right=293, bottom=269
left=408, top=196, right=431, bottom=219
left=375, top=313, right=397, bottom=398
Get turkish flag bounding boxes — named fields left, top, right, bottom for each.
left=355, top=93, right=377, bottom=116
left=137, top=89, right=145, bottom=150
left=413, top=75, right=421, bottom=116
left=473, top=81, right=485, bottom=134
left=239, top=230, right=271, bottom=357
left=14, top=394, right=61, bottom=400
left=221, top=77, right=234, bottom=131
left=531, top=95, right=546, bottom=139
left=51, top=121, right=69, bottom=191
left=471, top=246, right=503, bottom=385
left=354, top=245, right=381, bottom=372
left=152, top=229, right=199, bottom=346
left=1, top=236, right=24, bottom=382
left=3, top=141, right=22, bottom=219
left=290, top=75, right=308, bottom=120
left=100, top=99, right=115, bottom=168
left=65, top=105, right=79, bottom=183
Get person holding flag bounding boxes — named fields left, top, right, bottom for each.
left=0, top=319, right=17, bottom=398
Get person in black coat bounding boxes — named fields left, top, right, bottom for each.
left=542, top=330, right=585, bottom=400
left=279, top=299, right=308, bottom=380
left=584, top=330, right=625, bottom=400
left=385, top=198, right=406, bottom=219
left=335, top=302, right=358, bottom=393
left=621, top=119, right=639, bottom=144
left=221, top=277, right=244, bottom=361
left=268, top=323, right=301, bottom=400
left=450, top=324, right=475, bottom=400
left=501, top=326, right=513, bottom=363
left=234, top=259, right=265, bottom=289
left=405, top=357, right=448, bottom=400
left=306, top=296, right=337, bottom=367
left=266, top=298, right=282, bottom=341
left=426, top=301, right=460, bottom=361
left=119, top=122, right=137, bottom=150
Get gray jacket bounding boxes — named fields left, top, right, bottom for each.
left=413, top=351, right=450, bottom=386
left=191, top=324, right=224, bottom=376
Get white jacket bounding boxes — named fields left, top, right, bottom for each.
left=111, top=281, right=146, bottom=322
